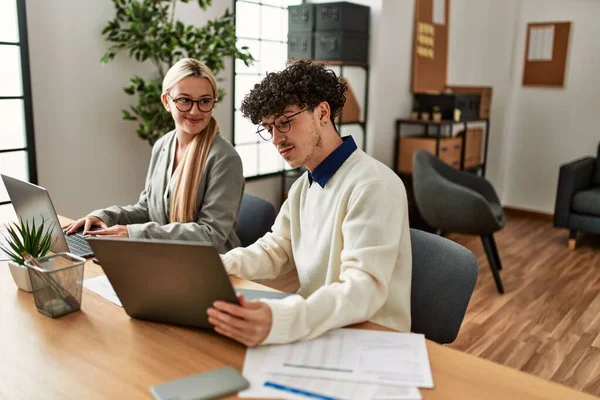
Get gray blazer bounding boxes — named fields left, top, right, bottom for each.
left=90, top=131, right=244, bottom=253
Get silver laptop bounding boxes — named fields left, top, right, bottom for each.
left=1, top=174, right=95, bottom=258
left=86, top=237, right=241, bottom=329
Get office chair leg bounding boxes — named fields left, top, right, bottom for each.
left=488, top=234, right=502, bottom=270
left=481, top=235, right=504, bottom=294
left=568, top=229, right=577, bottom=250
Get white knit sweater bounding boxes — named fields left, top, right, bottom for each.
left=221, top=149, right=412, bottom=345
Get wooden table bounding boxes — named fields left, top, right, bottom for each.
left=1, top=220, right=596, bottom=399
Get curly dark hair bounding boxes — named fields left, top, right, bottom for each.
left=240, top=60, right=347, bottom=125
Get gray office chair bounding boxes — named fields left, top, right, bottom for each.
left=412, top=150, right=505, bottom=294
left=410, top=228, right=478, bottom=344
left=236, top=194, right=277, bottom=247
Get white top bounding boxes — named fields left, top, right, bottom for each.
left=163, top=134, right=179, bottom=219
left=221, top=149, right=412, bottom=345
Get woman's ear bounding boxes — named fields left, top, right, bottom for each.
left=161, top=93, right=171, bottom=112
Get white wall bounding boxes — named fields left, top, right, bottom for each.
left=501, top=0, right=600, bottom=213
left=447, top=0, right=520, bottom=199
left=26, top=0, right=234, bottom=219
left=26, top=0, right=595, bottom=216
left=361, top=0, right=520, bottom=201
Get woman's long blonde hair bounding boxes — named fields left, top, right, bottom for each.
left=163, top=58, right=219, bottom=223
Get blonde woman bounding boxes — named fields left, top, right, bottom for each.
left=64, top=58, right=244, bottom=253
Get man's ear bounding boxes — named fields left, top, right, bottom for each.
left=161, top=93, right=171, bottom=112
left=316, top=101, right=331, bottom=124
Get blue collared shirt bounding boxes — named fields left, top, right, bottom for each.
left=308, top=136, right=358, bottom=188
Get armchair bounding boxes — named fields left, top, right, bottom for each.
left=554, top=142, right=600, bottom=249
left=412, top=150, right=505, bottom=293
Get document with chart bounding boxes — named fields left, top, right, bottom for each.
left=261, top=328, right=434, bottom=388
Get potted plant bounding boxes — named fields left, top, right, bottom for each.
left=0, top=218, right=55, bottom=292
left=432, top=106, right=442, bottom=122
left=411, top=102, right=420, bottom=119
left=421, top=111, right=430, bottom=121
left=100, top=0, right=254, bottom=145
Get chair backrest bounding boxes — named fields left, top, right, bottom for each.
left=236, top=194, right=277, bottom=247
left=410, top=228, right=478, bottom=344
left=411, top=150, right=458, bottom=230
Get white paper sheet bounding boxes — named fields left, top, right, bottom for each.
left=83, top=275, right=122, bottom=307
left=241, top=345, right=422, bottom=400
left=262, top=329, right=434, bottom=388
left=433, top=0, right=446, bottom=25
left=527, top=25, right=554, bottom=61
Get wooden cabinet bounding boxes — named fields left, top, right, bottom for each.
left=395, top=118, right=490, bottom=177
left=463, top=128, right=484, bottom=169
left=397, top=136, right=462, bottom=174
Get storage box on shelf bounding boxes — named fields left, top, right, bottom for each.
left=315, top=2, right=370, bottom=33
left=397, top=136, right=462, bottom=174
left=288, top=3, right=316, bottom=32
left=315, top=31, right=369, bottom=63
left=287, top=1, right=370, bottom=63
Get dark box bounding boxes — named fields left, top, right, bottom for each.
left=288, top=4, right=316, bottom=33
left=314, top=31, right=368, bottom=63
left=288, top=33, right=315, bottom=60
left=315, top=2, right=370, bottom=34
left=414, top=93, right=481, bottom=121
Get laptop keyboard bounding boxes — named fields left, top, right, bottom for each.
left=65, top=233, right=94, bottom=257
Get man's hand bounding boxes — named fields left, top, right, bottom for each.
left=84, top=225, right=129, bottom=238
left=207, top=294, right=273, bottom=347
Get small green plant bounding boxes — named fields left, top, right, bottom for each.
left=412, top=102, right=420, bottom=112
left=432, top=106, right=441, bottom=114
left=0, top=217, right=55, bottom=265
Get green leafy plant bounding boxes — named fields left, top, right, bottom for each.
left=101, top=0, right=254, bottom=145
left=0, top=217, right=55, bottom=265
left=432, top=106, right=441, bottom=114
left=412, top=101, right=420, bottom=112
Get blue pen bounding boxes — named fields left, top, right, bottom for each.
left=264, top=381, right=340, bottom=400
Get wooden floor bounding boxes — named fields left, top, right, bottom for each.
left=259, top=211, right=600, bottom=397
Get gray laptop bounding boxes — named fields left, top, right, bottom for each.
left=86, top=237, right=293, bottom=329
left=1, top=174, right=95, bottom=257
left=87, top=237, right=242, bottom=329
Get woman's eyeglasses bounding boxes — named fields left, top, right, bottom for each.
left=168, top=94, right=215, bottom=113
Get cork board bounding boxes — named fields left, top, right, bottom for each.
left=411, top=0, right=450, bottom=93
left=522, top=21, right=571, bottom=87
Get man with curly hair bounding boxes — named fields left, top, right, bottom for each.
left=207, top=60, right=411, bottom=346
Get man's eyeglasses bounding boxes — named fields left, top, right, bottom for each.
left=168, top=94, right=215, bottom=113
left=256, top=108, right=309, bottom=141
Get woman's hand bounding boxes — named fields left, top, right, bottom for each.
left=207, top=294, right=273, bottom=347
left=84, top=225, right=129, bottom=238
left=63, top=216, right=107, bottom=235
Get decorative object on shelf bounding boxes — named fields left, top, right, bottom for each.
left=421, top=112, right=430, bottom=121
left=453, top=108, right=462, bottom=122
left=100, top=0, right=254, bottom=145
left=432, top=106, right=442, bottom=122
left=411, top=102, right=420, bottom=120
left=0, top=217, right=55, bottom=292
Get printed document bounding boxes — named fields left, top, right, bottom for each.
left=262, top=329, right=434, bottom=388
